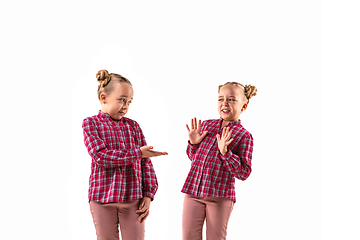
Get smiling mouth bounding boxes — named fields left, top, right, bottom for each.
left=222, top=109, right=230, bottom=113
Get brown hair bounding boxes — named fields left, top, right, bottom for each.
left=218, top=82, right=257, bottom=103
left=96, top=69, right=132, bottom=99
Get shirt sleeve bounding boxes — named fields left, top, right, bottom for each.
left=137, top=124, right=158, bottom=200
left=82, top=118, right=142, bottom=168
left=186, top=141, right=200, bottom=161
left=219, top=133, right=253, bottom=180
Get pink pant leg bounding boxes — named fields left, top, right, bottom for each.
left=89, top=201, right=120, bottom=240
left=182, top=194, right=206, bottom=240
left=89, top=200, right=145, bottom=240
left=204, top=197, right=234, bottom=240
left=118, top=200, right=145, bottom=240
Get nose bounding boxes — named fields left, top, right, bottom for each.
left=123, top=101, right=131, bottom=108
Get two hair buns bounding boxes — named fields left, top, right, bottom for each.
left=96, top=70, right=257, bottom=100
left=96, top=70, right=111, bottom=88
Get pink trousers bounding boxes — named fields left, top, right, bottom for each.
left=89, top=200, right=145, bottom=240
left=182, top=194, right=234, bottom=240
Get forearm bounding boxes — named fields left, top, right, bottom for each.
left=141, top=158, right=158, bottom=200
left=91, top=147, right=142, bottom=168
left=220, top=150, right=252, bottom=180
left=186, top=141, right=200, bottom=161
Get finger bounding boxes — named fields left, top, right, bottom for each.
left=136, top=208, right=145, bottom=214
left=222, top=127, right=228, bottom=137
left=216, top=134, right=220, bottom=142
left=221, top=127, right=226, bottom=138
left=140, top=199, right=146, bottom=209
left=137, top=210, right=149, bottom=222
left=225, top=130, right=232, bottom=140
left=226, top=138, right=234, bottom=146
left=149, top=150, right=168, bottom=155
left=191, top=118, right=194, bottom=130
left=198, top=119, right=202, bottom=130
left=147, top=151, right=168, bottom=157
left=142, top=211, right=149, bottom=222
left=224, top=128, right=230, bottom=139
left=194, top=117, right=197, bottom=130
left=199, top=131, right=208, bottom=141
left=135, top=206, right=146, bottom=214
left=147, top=152, right=162, bottom=157
left=142, top=146, right=153, bottom=151
left=186, top=124, right=190, bottom=132
left=136, top=200, right=149, bottom=213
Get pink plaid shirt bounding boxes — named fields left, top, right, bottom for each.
left=181, top=118, right=253, bottom=202
left=82, top=111, right=158, bottom=203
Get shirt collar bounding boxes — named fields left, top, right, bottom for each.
left=218, top=118, right=242, bottom=128
left=98, top=110, right=126, bottom=124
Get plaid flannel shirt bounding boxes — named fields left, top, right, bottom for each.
left=82, top=111, right=158, bottom=203
left=181, top=118, right=253, bottom=202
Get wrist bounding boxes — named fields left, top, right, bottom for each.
left=220, top=147, right=228, bottom=156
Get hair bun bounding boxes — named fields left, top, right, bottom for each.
left=96, top=69, right=111, bottom=88
left=244, top=85, right=257, bottom=99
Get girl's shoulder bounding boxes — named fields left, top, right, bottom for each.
left=202, top=119, right=220, bottom=125
left=82, top=114, right=100, bottom=127
left=121, top=117, right=141, bottom=129
left=233, top=123, right=253, bottom=140
left=203, top=119, right=218, bottom=123
left=201, top=119, right=221, bottom=132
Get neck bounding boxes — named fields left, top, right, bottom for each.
left=221, top=120, right=230, bottom=128
left=221, top=118, right=239, bottom=128
left=111, top=118, right=119, bottom=124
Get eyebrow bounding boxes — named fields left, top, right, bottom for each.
left=218, top=96, right=237, bottom=98
left=119, top=95, right=133, bottom=99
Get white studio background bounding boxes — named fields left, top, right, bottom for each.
left=0, top=1, right=359, bottom=240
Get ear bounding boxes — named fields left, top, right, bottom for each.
left=100, top=93, right=106, bottom=104
left=241, top=103, right=248, bottom=112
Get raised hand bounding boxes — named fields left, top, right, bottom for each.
left=216, top=127, right=234, bottom=155
left=140, top=146, right=168, bottom=158
left=186, top=118, right=208, bottom=145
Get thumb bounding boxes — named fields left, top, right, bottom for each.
left=226, top=138, right=234, bottom=145
left=200, top=131, right=208, bottom=140
left=141, top=146, right=153, bottom=151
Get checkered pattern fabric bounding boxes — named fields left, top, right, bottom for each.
left=181, top=119, right=253, bottom=202
left=82, top=111, right=158, bottom=203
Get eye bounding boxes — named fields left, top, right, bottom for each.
left=218, top=98, right=224, bottom=102
left=118, top=99, right=125, bottom=102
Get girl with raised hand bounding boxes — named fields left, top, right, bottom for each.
left=182, top=82, right=257, bottom=240
left=82, top=70, right=167, bottom=240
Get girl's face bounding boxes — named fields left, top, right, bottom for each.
left=218, top=85, right=248, bottom=123
left=100, top=82, right=134, bottom=123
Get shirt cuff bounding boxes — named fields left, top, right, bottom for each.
left=143, top=191, right=155, bottom=201
left=134, top=148, right=142, bottom=161
left=219, top=148, right=233, bottom=160
left=188, top=140, right=199, bottom=148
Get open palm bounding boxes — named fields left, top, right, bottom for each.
left=186, top=118, right=208, bottom=145
left=216, top=127, right=234, bottom=155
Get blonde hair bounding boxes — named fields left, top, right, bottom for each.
left=218, top=82, right=257, bottom=103
left=96, top=69, right=132, bottom=99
